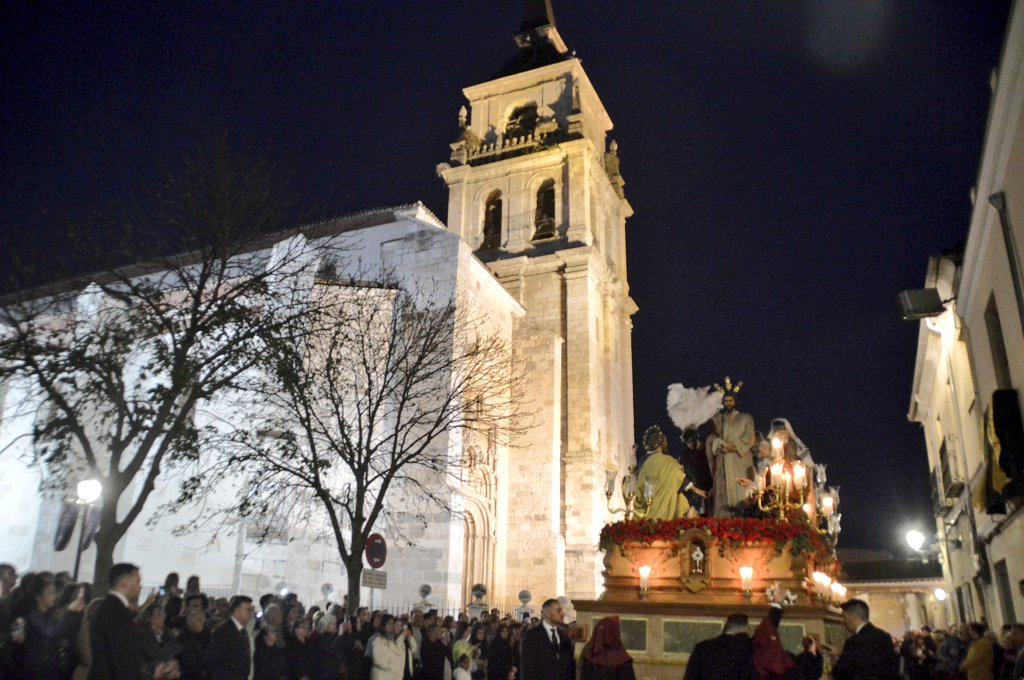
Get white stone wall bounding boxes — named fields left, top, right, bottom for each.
left=440, top=48, right=637, bottom=602
left=908, top=1, right=1024, bottom=630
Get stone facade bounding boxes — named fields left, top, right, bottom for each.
left=907, top=1, right=1024, bottom=631
left=437, top=16, right=636, bottom=601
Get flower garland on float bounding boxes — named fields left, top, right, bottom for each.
left=598, top=514, right=840, bottom=574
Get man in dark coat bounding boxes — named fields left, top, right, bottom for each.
left=205, top=595, right=254, bottom=680
left=519, top=598, right=575, bottom=680
left=683, top=613, right=757, bottom=680
left=89, top=562, right=143, bottom=680
left=830, top=599, right=899, bottom=680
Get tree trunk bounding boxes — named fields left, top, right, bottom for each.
left=345, top=559, right=363, bottom=615
left=90, top=485, right=123, bottom=594
left=91, top=531, right=117, bottom=595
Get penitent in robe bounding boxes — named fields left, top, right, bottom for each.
left=637, top=452, right=691, bottom=520
left=708, top=410, right=756, bottom=516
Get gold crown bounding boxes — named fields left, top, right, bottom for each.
left=713, top=376, right=743, bottom=395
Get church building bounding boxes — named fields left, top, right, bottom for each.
left=0, top=1, right=636, bottom=610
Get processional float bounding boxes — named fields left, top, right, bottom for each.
left=573, top=379, right=849, bottom=680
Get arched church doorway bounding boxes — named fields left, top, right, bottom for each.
left=462, top=499, right=495, bottom=608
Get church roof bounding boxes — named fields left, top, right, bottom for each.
left=492, top=39, right=571, bottom=79
left=0, top=202, right=446, bottom=306
left=492, top=0, right=571, bottom=79
left=519, top=0, right=557, bottom=34
left=303, top=202, right=442, bottom=239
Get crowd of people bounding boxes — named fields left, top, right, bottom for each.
left=2, top=562, right=1023, bottom=680
left=894, top=620, right=1024, bottom=680
left=0, top=562, right=622, bottom=680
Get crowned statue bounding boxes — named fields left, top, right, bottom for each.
left=706, top=378, right=757, bottom=517
left=636, top=425, right=692, bottom=520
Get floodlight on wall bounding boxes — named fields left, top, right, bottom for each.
left=897, top=288, right=947, bottom=321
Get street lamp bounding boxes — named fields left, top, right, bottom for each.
left=72, top=478, right=102, bottom=581
left=906, top=529, right=926, bottom=552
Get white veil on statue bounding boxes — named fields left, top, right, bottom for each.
left=770, top=417, right=815, bottom=468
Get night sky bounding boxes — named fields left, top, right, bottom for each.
left=1, top=2, right=1012, bottom=552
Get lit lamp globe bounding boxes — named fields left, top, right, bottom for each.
left=934, top=587, right=947, bottom=602
left=906, top=530, right=926, bottom=552
left=77, top=479, right=102, bottom=504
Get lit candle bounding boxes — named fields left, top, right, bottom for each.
left=802, top=502, right=812, bottom=515
left=638, top=565, right=651, bottom=591
left=770, top=462, right=784, bottom=489
left=784, top=471, right=792, bottom=498
left=831, top=582, right=847, bottom=600
left=811, top=571, right=831, bottom=596
left=821, top=495, right=834, bottom=517
left=739, top=565, right=753, bottom=592
left=771, top=436, right=783, bottom=458
left=793, top=462, right=806, bottom=489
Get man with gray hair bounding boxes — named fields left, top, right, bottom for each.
left=683, top=613, right=757, bottom=679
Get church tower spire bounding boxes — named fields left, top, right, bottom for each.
left=519, top=0, right=556, bottom=33
left=437, top=1, right=636, bottom=605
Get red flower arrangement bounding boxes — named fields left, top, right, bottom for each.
left=598, top=516, right=837, bottom=566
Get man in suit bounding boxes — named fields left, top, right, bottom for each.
left=205, top=595, right=254, bottom=680
left=519, top=598, right=574, bottom=680
left=89, top=562, right=144, bottom=680
left=829, top=598, right=899, bottom=680
left=683, top=613, right=757, bottom=680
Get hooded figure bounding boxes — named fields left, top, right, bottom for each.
left=581, top=616, right=636, bottom=680
left=753, top=605, right=794, bottom=679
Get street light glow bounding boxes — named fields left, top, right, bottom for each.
left=77, top=478, right=102, bottom=504
left=906, top=529, right=926, bottom=552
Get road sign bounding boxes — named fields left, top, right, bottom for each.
left=362, top=569, right=387, bottom=590
left=365, top=533, right=387, bottom=569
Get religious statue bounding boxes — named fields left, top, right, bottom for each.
left=636, top=425, right=691, bottom=520
left=706, top=378, right=756, bottom=517
left=680, top=428, right=712, bottom=515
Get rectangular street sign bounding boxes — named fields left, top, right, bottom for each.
left=362, top=569, right=387, bottom=589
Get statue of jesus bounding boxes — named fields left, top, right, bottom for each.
left=706, top=382, right=756, bottom=517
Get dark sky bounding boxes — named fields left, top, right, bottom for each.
left=0, top=2, right=1012, bottom=552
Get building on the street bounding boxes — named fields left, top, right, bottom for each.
left=0, top=3, right=635, bottom=609
left=839, top=549, right=948, bottom=636
left=907, top=0, right=1024, bottom=630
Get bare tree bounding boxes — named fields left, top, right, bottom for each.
left=174, top=274, right=528, bottom=612
left=0, top=141, right=337, bottom=591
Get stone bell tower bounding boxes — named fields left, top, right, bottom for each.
left=437, top=0, right=637, bottom=601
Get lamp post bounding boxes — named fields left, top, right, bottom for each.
left=72, top=479, right=102, bottom=581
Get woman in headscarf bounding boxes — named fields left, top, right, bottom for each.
left=581, top=616, right=636, bottom=680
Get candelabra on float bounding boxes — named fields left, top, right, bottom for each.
left=605, top=446, right=654, bottom=520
